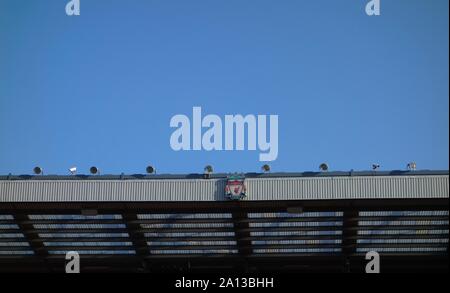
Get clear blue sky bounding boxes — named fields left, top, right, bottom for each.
left=0, top=0, right=448, bottom=175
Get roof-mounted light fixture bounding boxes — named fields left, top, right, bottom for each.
left=33, top=166, right=43, bottom=175
left=90, top=166, right=99, bottom=175
left=146, top=165, right=155, bottom=174
left=204, top=165, right=213, bottom=179
left=261, top=164, right=271, bottom=173
left=319, top=163, right=329, bottom=172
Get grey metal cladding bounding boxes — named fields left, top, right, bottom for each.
left=0, top=175, right=448, bottom=202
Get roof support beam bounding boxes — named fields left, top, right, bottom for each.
left=232, top=211, right=253, bottom=262
left=341, top=211, right=359, bottom=273
left=122, top=213, right=150, bottom=271
left=13, top=213, right=50, bottom=272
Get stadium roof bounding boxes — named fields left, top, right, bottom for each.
left=0, top=170, right=448, bottom=272
left=0, top=170, right=448, bottom=202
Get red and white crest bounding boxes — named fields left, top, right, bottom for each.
left=225, top=175, right=246, bottom=200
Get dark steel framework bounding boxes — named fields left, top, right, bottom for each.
left=0, top=198, right=448, bottom=273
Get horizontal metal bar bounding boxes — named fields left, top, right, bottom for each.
left=0, top=246, right=33, bottom=251
left=30, top=237, right=131, bottom=243
left=0, top=238, right=28, bottom=242
left=139, top=227, right=237, bottom=233
left=250, top=243, right=342, bottom=249
left=148, top=245, right=237, bottom=250
left=3, top=226, right=448, bottom=237
left=148, top=243, right=343, bottom=250
left=354, top=216, right=449, bottom=222
left=130, top=218, right=235, bottom=225
left=1, top=198, right=448, bottom=214
left=240, top=226, right=343, bottom=233
left=3, top=215, right=447, bottom=226
left=244, top=217, right=343, bottom=223
left=350, top=234, right=449, bottom=240
left=146, top=236, right=237, bottom=242
left=0, top=230, right=22, bottom=233
left=44, top=246, right=135, bottom=251
left=146, top=235, right=343, bottom=242
left=19, top=219, right=126, bottom=225
left=354, top=225, right=449, bottom=231
left=242, top=235, right=343, bottom=241
left=354, top=243, right=447, bottom=248
left=141, top=226, right=344, bottom=233
left=12, top=229, right=130, bottom=234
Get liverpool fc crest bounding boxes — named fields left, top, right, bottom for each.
left=225, top=175, right=246, bottom=200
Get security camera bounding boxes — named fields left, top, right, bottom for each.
left=407, top=162, right=417, bottom=171
left=90, top=166, right=99, bottom=175
left=68, top=166, right=77, bottom=175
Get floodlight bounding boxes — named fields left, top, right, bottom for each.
left=146, top=165, right=155, bottom=174
left=261, top=164, right=270, bottom=172
left=90, top=166, right=99, bottom=175
left=33, top=166, right=43, bottom=175
left=68, top=166, right=77, bottom=175
left=203, top=165, right=213, bottom=179
left=319, top=163, right=329, bottom=171
left=204, top=165, right=213, bottom=174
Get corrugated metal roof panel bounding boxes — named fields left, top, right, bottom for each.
left=0, top=175, right=447, bottom=202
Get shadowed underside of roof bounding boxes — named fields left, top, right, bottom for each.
left=0, top=199, right=448, bottom=273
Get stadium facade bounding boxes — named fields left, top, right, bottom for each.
left=0, top=170, right=448, bottom=273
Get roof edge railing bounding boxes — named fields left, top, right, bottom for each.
left=0, top=170, right=448, bottom=181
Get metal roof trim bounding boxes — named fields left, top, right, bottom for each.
left=0, top=170, right=448, bottom=181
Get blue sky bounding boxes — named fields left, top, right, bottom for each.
left=0, top=0, right=448, bottom=175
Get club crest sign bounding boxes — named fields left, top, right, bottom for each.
left=225, top=175, right=246, bottom=200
